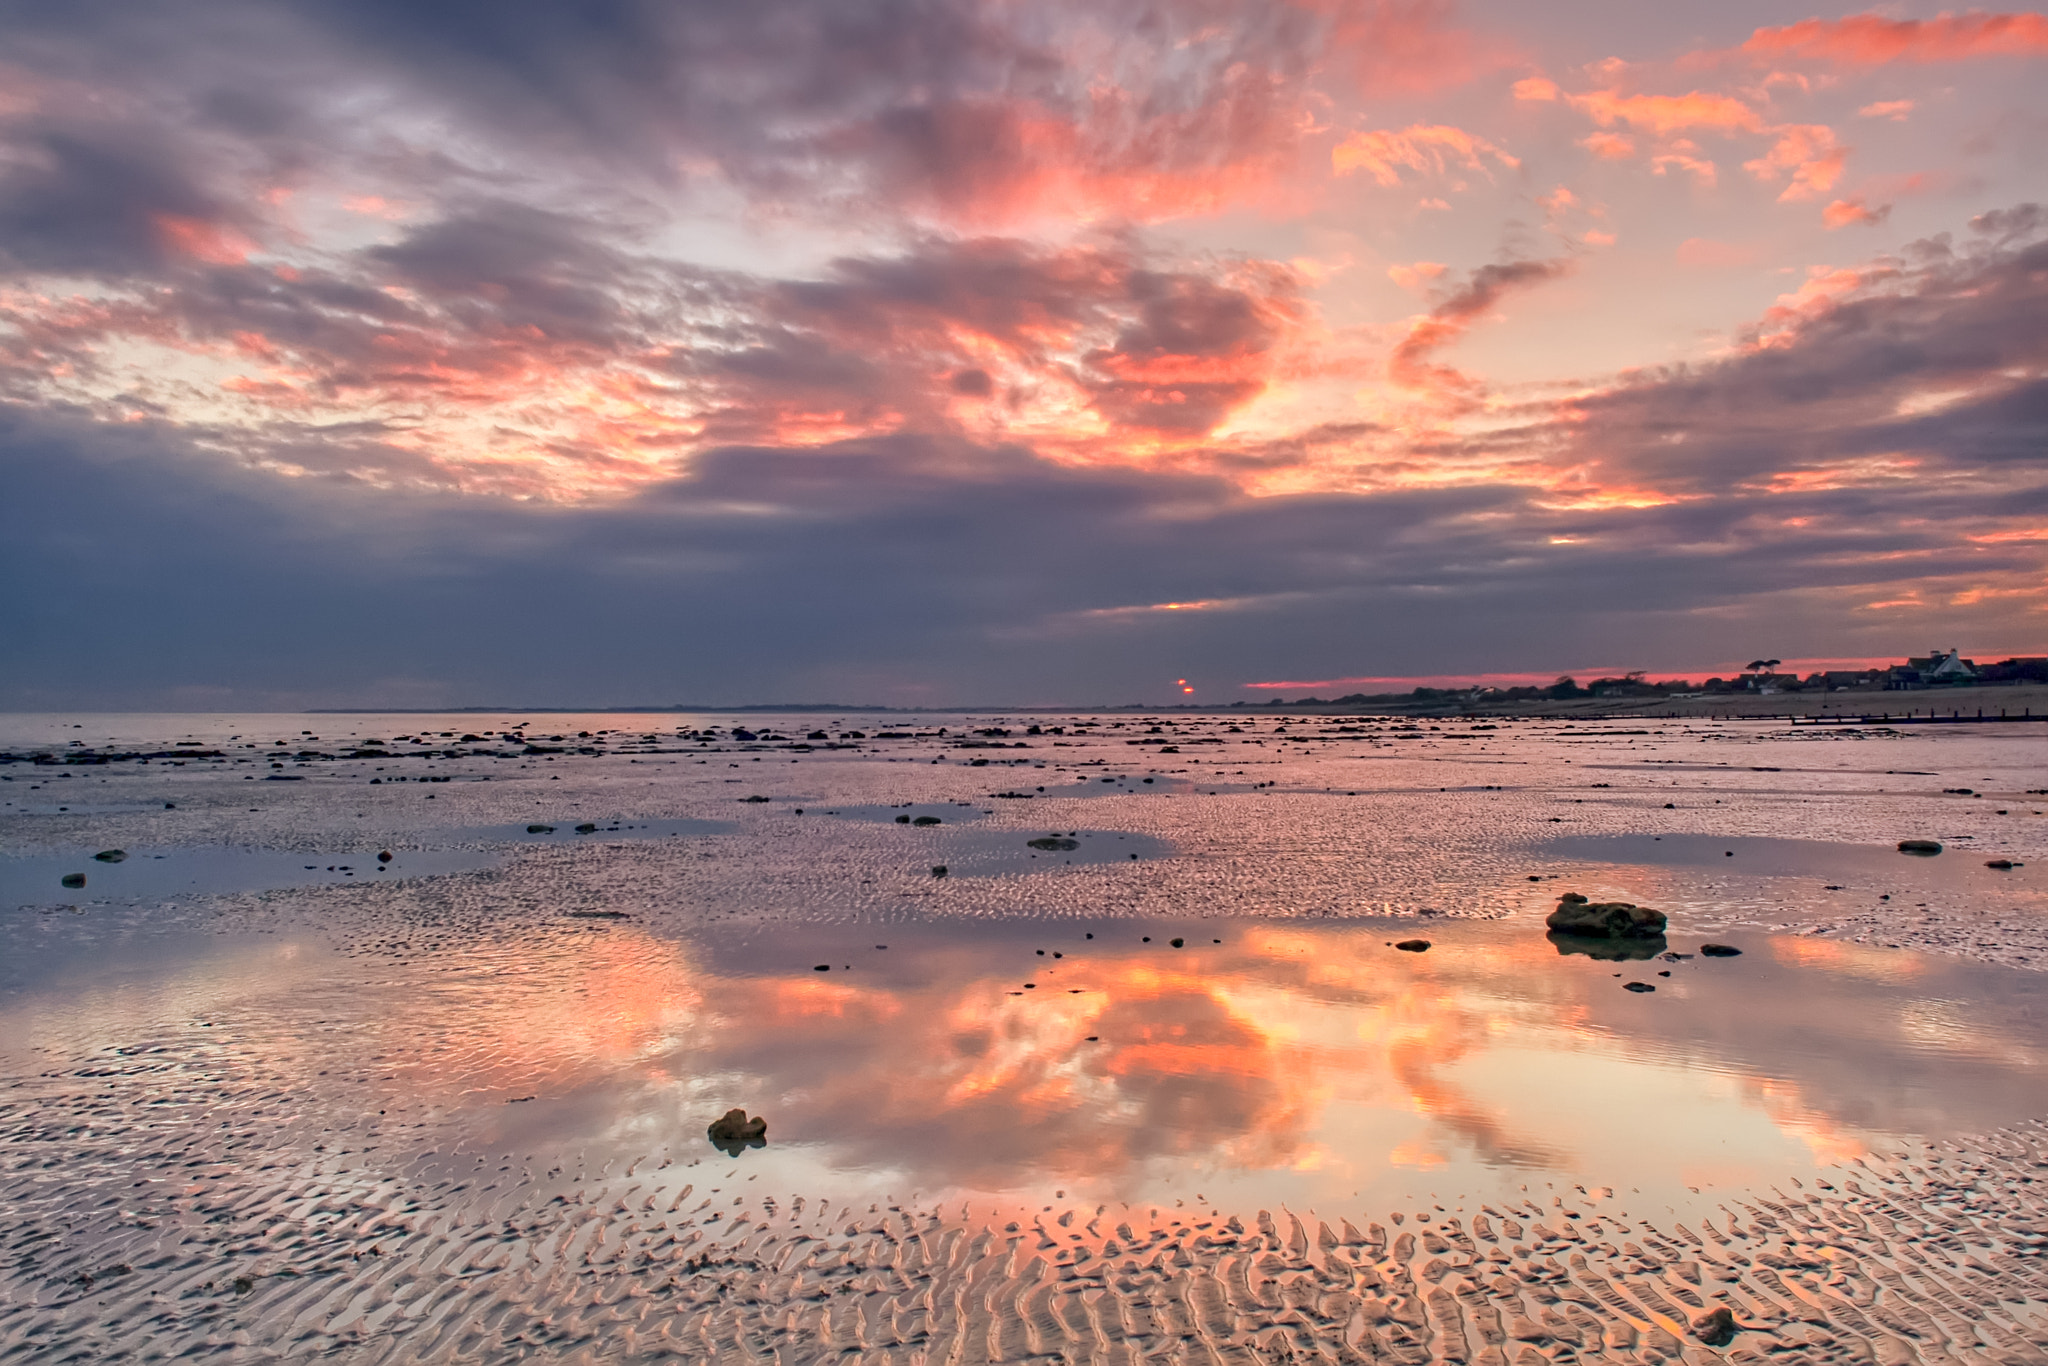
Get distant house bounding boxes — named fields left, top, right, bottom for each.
left=1907, top=648, right=1977, bottom=685
left=1815, top=670, right=1881, bottom=691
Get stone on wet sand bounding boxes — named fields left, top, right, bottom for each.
left=1027, top=836, right=1079, bottom=851
left=707, top=1108, right=768, bottom=1155
left=1545, top=894, right=1667, bottom=938
left=1692, top=1305, right=1738, bottom=1345
left=1898, top=839, right=1943, bottom=855
left=1700, top=943, right=1743, bottom=957
left=1393, top=939, right=1431, bottom=952
left=1623, top=981, right=1656, bottom=993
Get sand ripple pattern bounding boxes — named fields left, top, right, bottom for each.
left=7, top=1049, right=2048, bottom=1366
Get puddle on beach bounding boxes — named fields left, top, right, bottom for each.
left=9, top=912, right=2043, bottom=1222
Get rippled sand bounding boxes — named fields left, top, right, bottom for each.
left=3, top=712, right=2046, bottom=1361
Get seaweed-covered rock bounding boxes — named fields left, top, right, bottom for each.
left=1545, top=895, right=1667, bottom=938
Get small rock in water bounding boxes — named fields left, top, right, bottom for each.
left=1393, top=939, right=1431, bottom=952
left=1897, top=839, right=1943, bottom=855
left=61, top=873, right=86, bottom=889
left=742, top=795, right=770, bottom=804
left=1700, top=943, right=1742, bottom=957
left=1027, top=836, right=1079, bottom=851
left=377, top=850, right=393, bottom=863
left=707, top=1108, right=767, bottom=1155
left=1622, top=981, right=1656, bottom=993
left=575, top=823, right=598, bottom=833
left=1546, top=894, right=1667, bottom=939
left=912, top=815, right=941, bottom=826
left=527, top=824, right=555, bottom=833
left=931, top=865, right=948, bottom=877
left=92, top=849, right=126, bottom=863
left=1170, top=937, right=1184, bottom=948
left=1692, top=1306, right=1738, bottom=1346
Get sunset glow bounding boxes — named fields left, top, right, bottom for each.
left=2, top=0, right=2044, bottom=706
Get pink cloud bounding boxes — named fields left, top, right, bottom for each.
left=1822, top=197, right=1891, bottom=229
left=1743, top=11, right=2048, bottom=65
left=1331, top=123, right=1519, bottom=187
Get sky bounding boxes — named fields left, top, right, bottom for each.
left=2, top=1, right=2045, bottom=709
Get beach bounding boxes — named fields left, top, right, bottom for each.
left=4, top=712, right=2046, bottom=1362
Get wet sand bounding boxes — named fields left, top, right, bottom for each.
left=3, top=712, right=2046, bottom=1361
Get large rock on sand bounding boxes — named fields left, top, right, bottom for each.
left=1546, top=892, right=1667, bottom=939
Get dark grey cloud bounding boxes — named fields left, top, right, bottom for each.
left=4, top=375, right=2041, bottom=708
left=1566, top=229, right=2048, bottom=494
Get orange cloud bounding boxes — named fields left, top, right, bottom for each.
left=1743, top=11, right=2048, bottom=65
left=1858, top=99, right=1915, bottom=120
left=1822, top=196, right=1890, bottom=229
left=1568, top=89, right=1761, bottom=135
left=1744, top=124, right=1847, bottom=200
left=1332, top=123, right=1518, bottom=186
left=1579, top=132, right=1636, bottom=160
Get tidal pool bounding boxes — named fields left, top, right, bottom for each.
left=9, top=911, right=2041, bottom=1223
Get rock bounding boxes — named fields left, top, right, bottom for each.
left=575, top=822, right=599, bottom=833
left=1170, top=937, right=1185, bottom=948
left=1700, top=943, right=1742, bottom=957
left=931, top=865, right=948, bottom=877
left=527, top=824, right=555, bottom=833
left=563, top=910, right=629, bottom=919
left=377, top=850, right=393, bottom=863
left=92, top=849, right=126, bottom=863
left=1986, top=859, right=2016, bottom=870
left=912, top=815, right=941, bottom=826
left=1692, top=1306, right=1738, bottom=1346
left=741, top=795, right=770, bottom=804
left=895, top=814, right=911, bottom=823
left=707, top=1108, right=767, bottom=1155
left=1897, top=839, right=1942, bottom=855
left=61, top=872, right=86, bottom=889
left=1394, top=939, right=1431, bottom=952
left=1027, top=836, right=1079, bottom=851
left=1622, top=981, right=1656, bottom=993
left=1546, top=895, right=1667, bottom=938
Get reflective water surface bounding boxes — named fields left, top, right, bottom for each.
left=9, top=911, right=2043, bottom=1220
